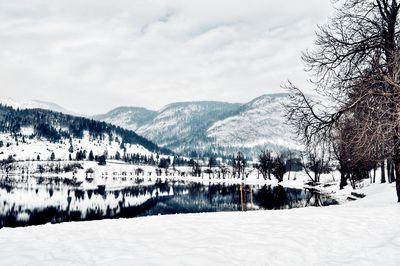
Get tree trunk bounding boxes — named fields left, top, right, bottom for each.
left=397, top=178, right=400, bottom=203
left=348, top=173, right=355, bottom=189
left=339, top=171, right=347, bottom=189
left=390, top=160, right=396, bottom=183
left=381, top=160, right=386, bottom=183
left=393, top=137, right=400, bottom=202
left=387, top=158, right=392, bottom=183
left=393, top=157, right=400, bottom=202
left=373, top=165, right=376, bottom=183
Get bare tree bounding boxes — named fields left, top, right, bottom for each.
left=219, top=165, right=229, bottom=179
left=272, top=155, right=287, bottom=182
left=233, top=152, right=246, bottom=180
left=300, top=143, right=331, bottom=185
left=333, top=117, right=378, bottom=188
left=284, top=0, right=400, bottom=202
left=257, top=150, right=274, bottom=180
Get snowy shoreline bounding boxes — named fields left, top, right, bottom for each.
left=0, top=160, right=338, bottom=188
left=0, top=182, right=399, bottom=266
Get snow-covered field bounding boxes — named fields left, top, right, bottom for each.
left=0, top=182, right=398, bottom=266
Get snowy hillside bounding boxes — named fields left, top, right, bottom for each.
left=207, top=93, right=299, bottom=149
left=92, top=107, right=157, bottom=132
left=136, top=101, right=241, bottom=151
left=0, top=129, right=153, bottom=162
left=0, top=98, right=79, bottom=116
left=94, top=94, right=297, bottom=157
left=0, top=105, right=171, bottom=161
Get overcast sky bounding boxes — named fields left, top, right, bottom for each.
left=0, top=0, right=334, bottom=115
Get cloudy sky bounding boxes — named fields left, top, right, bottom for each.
left=0, top=0, right=334, bottom=115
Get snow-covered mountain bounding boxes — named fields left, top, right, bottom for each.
left=1, top=94, right=299, bottom=158
left=0, top=98, right=79, bottom=116
left=207, top=93, right=297, bottom=149
left=94, top=93, right=298, bottom=158
left=92, top=107, right=157, bottom=132
left=136, top=101, right=241, bottom=151
left=0, top=105, right=171, bottom=162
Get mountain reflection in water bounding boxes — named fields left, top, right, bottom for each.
left=0, top=176, right=337, bottom=228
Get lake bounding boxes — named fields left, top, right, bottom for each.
left=0, top=175, right=337, bottom=228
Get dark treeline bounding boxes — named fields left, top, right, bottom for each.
left=182, top=142, right=291, bottom=162
left=255, top=150, right=303, bottom=182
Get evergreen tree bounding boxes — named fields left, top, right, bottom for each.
left=97, top=155, right=107, bottom=166
left=68, top=144, right=74, bottom=154
left=208, top=156, right=217, bottom=168
left=158, top=158, right=170, bottom=169
left=76, top=150, right=85, bottom=161
left=88, top=150, right=94, bottom=161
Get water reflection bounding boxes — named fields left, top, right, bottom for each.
left=0, top=176, right=337, bottom=228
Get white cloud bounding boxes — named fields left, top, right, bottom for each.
left=0, top=0, right=334, bottom=114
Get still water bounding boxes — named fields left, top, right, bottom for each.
left=0, top=176, right=337, bottom=228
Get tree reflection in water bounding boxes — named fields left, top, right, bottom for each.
left=0, top=178, right=337, bottom=228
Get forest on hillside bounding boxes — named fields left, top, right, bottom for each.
left=0, top=105, right=171, bottom=154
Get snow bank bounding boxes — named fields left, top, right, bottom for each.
left=0, top=183, right=399, bottom=265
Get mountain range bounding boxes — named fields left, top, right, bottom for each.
left=92, top=93, right=299, bottom=158
left=1, top=93, right=298, bottom=159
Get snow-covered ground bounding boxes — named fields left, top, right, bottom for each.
left=0, top=182, right=398, bottom=265
left=0, top=129, right=153, bottom=162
